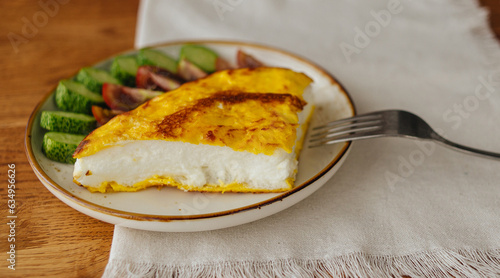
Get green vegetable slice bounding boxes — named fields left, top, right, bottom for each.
left=180, top=45, right=218, bottom=73
left=55, top=80, right=104, bottom=114
left=110, top=55, right=139, bottom=87
left=40, top=111, right=96, bottom=134
left=42, top=132, right=86, bottom=164
left=76, top=67, right=121, bottom=93
left=138, top=48, right=178, bottom=73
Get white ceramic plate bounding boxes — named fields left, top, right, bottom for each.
left=25, top=41, right=355, bottom=232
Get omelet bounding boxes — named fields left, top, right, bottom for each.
left=73, top=67, right=314, bottom=193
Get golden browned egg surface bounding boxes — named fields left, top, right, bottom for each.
left=74, top=67, right=313, bottom=158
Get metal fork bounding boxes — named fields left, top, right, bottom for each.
left=308, top=110, right=500, bottom=160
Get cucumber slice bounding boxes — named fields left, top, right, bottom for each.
left=180, top=45, right=218, bottom=73
left=76, top=67, right=121, bottom=93
left=110, top=55, right=139, bottom=87
left=138, top=49, right=178, bottom=73
left=40, top=111, right=96, bottom=134
left=42, top=132, right=86, bottom=164
left=55, top=80, right=104, bottom=114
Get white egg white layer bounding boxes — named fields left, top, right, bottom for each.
left=74, top=140, right=296, bottom=190
left=73, top=88, right=313, bottom=191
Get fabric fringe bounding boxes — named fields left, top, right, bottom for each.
left=102, top=249, right=500, bottom=278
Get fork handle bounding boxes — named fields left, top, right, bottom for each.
left=431, top=133, right=500, bottom=160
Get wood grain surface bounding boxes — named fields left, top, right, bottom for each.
left=0, top=1, right=498, bottom=277
left=0, top=1, right=138, bottom=277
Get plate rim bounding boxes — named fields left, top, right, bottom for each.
left=24, top=39, right=356, bottom=222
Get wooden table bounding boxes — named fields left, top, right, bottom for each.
left=1, top=1, right=139, bottom=277
left=0, top=1, right=498, bottom=277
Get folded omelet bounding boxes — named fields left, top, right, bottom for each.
left=73, top=67, right=314, bottom=193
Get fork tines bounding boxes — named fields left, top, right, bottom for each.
left=308, top=113, right=384, bottom=147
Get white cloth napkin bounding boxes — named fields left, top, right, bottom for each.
left=103, top=0, right=500, bottom=277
